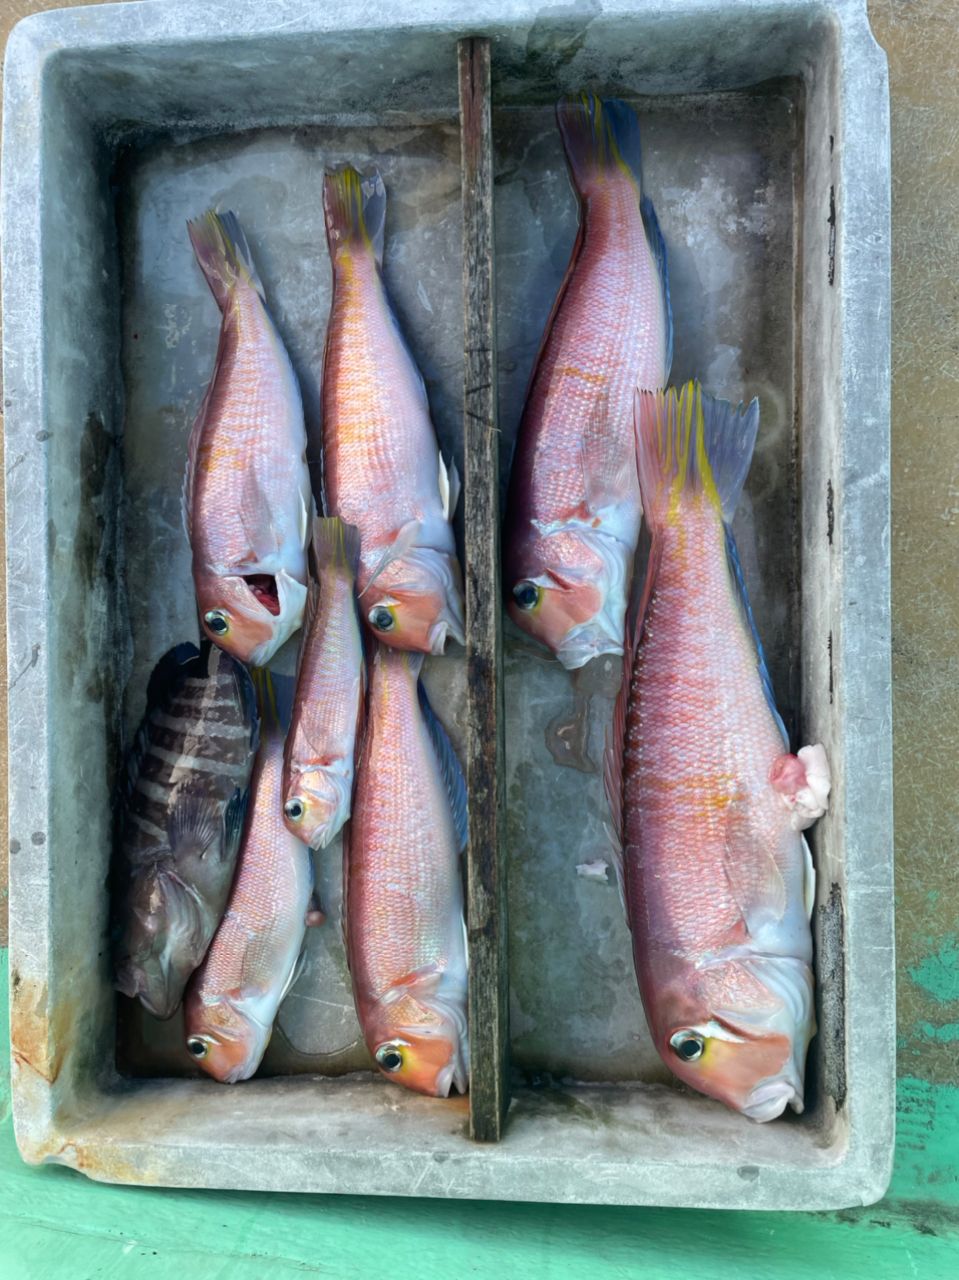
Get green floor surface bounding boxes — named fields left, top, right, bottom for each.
left=2, top=951, right=956, bottom=1279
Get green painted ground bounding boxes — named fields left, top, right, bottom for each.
left=1, top=951, right=956, bottom=1279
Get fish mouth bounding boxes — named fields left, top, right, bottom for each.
left=434, top=1049, right=470, bottom=1098
left=741, top=1077, right=803, bottom=1123
left=244, top=573, right=280, bottom=616
left=556, top=619, right=624, bottom=670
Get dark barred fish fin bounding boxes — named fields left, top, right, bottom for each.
left=222, top=786, right=250, bottom=863
left=187, top=209, right=265, bottom=311
left=724, top=525, right=789, bottom=745
left=323, top=166, right=386, bottom=268
left=219, top=647, right=260, bottom=754
left=640, top=194, right=673, bottom=379
left=145, top=642, right=200, bottom=709
left=167, top=787, right=222, bottom=860
left=418, top=681, right=468, bottom=853
left=120, top=643, right=199, bottom=808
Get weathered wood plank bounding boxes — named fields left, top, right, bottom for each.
left=458, top=35, right=509, bottom=1142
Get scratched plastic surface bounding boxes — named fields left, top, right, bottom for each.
left=115, top=122, right=465, bottom=1076
left=495, top=87, right=801, bottom=1082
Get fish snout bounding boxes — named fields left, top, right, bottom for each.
left=556, top=616, right=625, bottom=670
left=741, top=1076, right=804, bottom=1123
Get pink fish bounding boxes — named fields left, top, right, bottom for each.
left=321, top=167, right=464, bottom=656
left=282, top=517, right=366, bottom=850
left=184, top=726, right=318, bottom=1083
left=186, top=210, right=312, bottom=667
left=345, top=647, right=469, bottom=1097
left=504, top=95, right=671, bottom=669
left=605, top=382, right=830, bottom=1122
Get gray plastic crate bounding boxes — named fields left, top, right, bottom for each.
left=2, top=0, right=892, bottom=1208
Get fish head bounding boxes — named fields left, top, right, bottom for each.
left=506, top=526, right=630, bottom=669
left=652, top=955, right=815, bottom=1122
left=195, top=568, right=306, bottom=667
left=114, top=862, right=204, bottom=1020
left=363, top=549, right=465, bottom=655
left=282, top=765, right=351, bottom=850
left=184, top=991, right=271, bottom=1084
left=365, top=989, right=469, bottom=1097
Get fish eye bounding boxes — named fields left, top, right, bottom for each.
left=670, top=1030, right=706, bottom=1062
left=204, top=609, right=230, bottom=636
left=368, top=605, right=395, bottom=632
left=512, top=581, right=540, bottom=611
left=187, top=1037, right=209, bottom=1059
left=284, top=797, right=305, bottom=823
left=375, top=1043, right=404, bottom=1073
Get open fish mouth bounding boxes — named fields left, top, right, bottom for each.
left=245, top=574, right=280, bottom=616
left=556, top=617, right=625, bottom=670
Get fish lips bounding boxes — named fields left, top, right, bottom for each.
left=741, top=1075, right=804, bottom=1122
left=247, top=569, right=308, bottom=666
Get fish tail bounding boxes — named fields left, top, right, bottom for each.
left=322, top=166, right=386, bottom=268
left=311, top=516, right=361, bottom=579
left=374, top=643, right=425, bottom=681
left=633, top=381, right=760, bottom=530
left=251, top=667, right=296, bottom=735
left=557, top=94, right=644, bottom=197
left=187, top=209, right=265, bottom=311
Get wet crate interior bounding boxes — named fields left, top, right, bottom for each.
left=115, top=118, right=468, bottom=1082
left=495, top=86, right=802, bottom=1089
left=116, top=78, right=811, bottom=1100
left=4, top=0, right=891, bottom=1208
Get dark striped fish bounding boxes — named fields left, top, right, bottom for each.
left=113, top=641, right=259, bottom=1019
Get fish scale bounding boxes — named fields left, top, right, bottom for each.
left=186, top=210, right=311, bottom=667
left=320, top=166, right=463, bottom=656
left=624, top=511, right=791, bottom=957
left=324, top=256, right=442, bottom=550
left=607, top=383, right=826, bottom=1122
left=282, top=518, right=365, bottom=851
left=113, top=642, right=258, bottom=1020
left=345, top=645, right=468, bottom=1096
left=185, top=732, right=314, bottom=1083
left=191, top=261, right=305, bottom=573
left=504, top=96, right=671, bottom=669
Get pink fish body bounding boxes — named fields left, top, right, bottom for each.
left=606, top=383, right=830, bottom=1122
left=321, top=167, right=464, bottom=657
left=282, top=517, right=366, bottom=850
left=186, top=210, right=311, bottom=667
left=184, top=729, right=314, bottom=1083
left=505, top=95, right=671, bottom=669
left=346, top=647, right=469, bottom=1097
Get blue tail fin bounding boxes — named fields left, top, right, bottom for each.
left=557, top=95, right=644, bottom=197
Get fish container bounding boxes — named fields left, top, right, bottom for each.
left=3, top=0, right=892, bottom=1208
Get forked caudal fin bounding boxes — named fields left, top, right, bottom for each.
left=187, top=210, right=266, bottom=312
left=557, top=94, right=645, bottom=197
left=251, top=666, right=295, bottom=736
left=323, top=166, right=386, bottom=268
left=634, top=381, right=760, bottom=530
left=311, top=516, right=361, bottom=578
